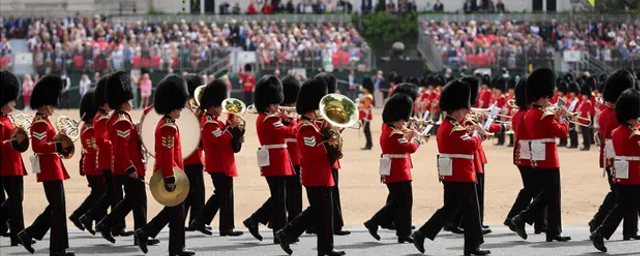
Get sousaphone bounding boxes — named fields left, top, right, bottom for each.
left=148, top=167, right=190, bottom=207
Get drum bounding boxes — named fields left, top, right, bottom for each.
left=140, top=109, right=201, bottom=159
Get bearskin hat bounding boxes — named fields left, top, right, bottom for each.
left=580, top=82, right=593, bottom=98
left=407, top=76, right=420, bottom=86
left=508, top=76, right=517, bottom=90
left=564, top=72, right=575, bottom=83
left=254, top=75, right=284, bottom=113
left=391, top=83, right=418, bottom=101
left=482, top=74, right=492, bottom=87
left=154, top=75, right=189, bottom=115
left=315, top=72, right=337, bottom=93
left=382, top=94, right=413, bottom=123
left=0, top=70, right=21, bottom=106
left=615, top=89, right=640, bottom=124
left=30, top=75, right=63, bottom=109
left=557, top=80, right=568, bottom=94
left=80, top=90, right=98, bottom=123
left=584, top=76, right=597, bottom=92
left=603, top=69, right=637, bottom=103
left=388, top=71, right=403, bottom=85
left=439, top=80, right=471, bottom=112
left=426, top=74, right=436, bottom=87
left=296, top=78, right=328, bottom=115
left=361, top=77, right=375, bottom=94
left=493, top=76, right=507, bottom=92
left=281, top=75, right=301, bottom=105
left=200, top=79, right=228, bottom=110
left=568, top=81, right=580, bottom=94
left=185, top=74, right=205, bottom=99
left=515, top=74, right=529, bottom=109
left=106, top=71, right=134, bottom=110
left=93, top=73, right=110, bottom=108
left=244, top=63, right=252, bottom=72
left=434, top=75, right=445, bottom=86
left=526, top=68, right=556, bottom=104
left=460, top=76, right=481, bottom=106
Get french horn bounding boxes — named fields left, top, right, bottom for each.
left=7, top=113, right=32, bottom=152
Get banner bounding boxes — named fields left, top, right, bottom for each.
left=563, top=50, right=581, bottom=62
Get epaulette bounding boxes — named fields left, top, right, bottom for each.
left=263, top=113, right=280, bottom=122
left=630, top=128, right=640, bottom=139
left=162, top=118, right=177, bottom=130
left=299, top=119, right=314, bottom=127
left=451, top=122, right=467, bottom=133
left=390, top=129, right=405, bottom=137
left=114, top=112, right=132, bottom=125
left=82, top=123, right=93, bottom=134
left=96, top=112, right=110, bottom=122
left=541, top=110, right=556, bottom=120
left=33, top=114, right=47, bottom=125
left=204, top=114, right=219, bottom=125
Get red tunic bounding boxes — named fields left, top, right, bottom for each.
left=109, top=111, right=145, bottom=176
left=525, top=106, right=569, bottom=168
left=512, top=109, right=531, bottom=167
left=438, top=117, right=481, bottom=182
left=201, top=113, right=238, bottom=177
left=81, top=123, right=100, bottom=176
left=31, top=114, right=69, bottom=182
left=154, top=117, right=184, bottom=178
left=314, top=119, right=342, bottom=170
left=359, top=107, right=373, bottom=121
left=297, top=119, right=334, bottom=187
left=240, top=72, right=256, bottom=92
left=478, top=90, right=494, bottom=108
left=0, top=114, right=26, bottom=177
left=256, top=113, right=296, bottom=177
left=380, top=124, right=419, bottom=183
left=611, top=125, right=640, bottom=185
left=429, top=91, right=441, bottom=114
left=93, top=109, right=112, bottom=172
left=285, top=117, right=301, bottom=167
left=597, top=107, right=617, bottom=168
left=577, top=100, right=594, bottom=126
left=463, top=119, right=485, bottom=173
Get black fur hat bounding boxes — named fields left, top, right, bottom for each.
left=603, top=69, right=637, bottom=103
left=526, top=68, right=556, bottom=104
left=584, top=76, right=597, bottom=92
left=508, top=76, right=517, bottom=90
left=494, top=76, right=507, bottom=92
left=568, top=81, right=580, bottom=94
left=93, top=73, right=110, bottom=107
left=426, top=75, right=436, bottom=87
left=407, top=76, right=420, bottom=86
left=254, top=75, right=284, bottom=113
left=439, top=80, right=471, bottom=112
left=564, top=72, right=575, bottom=82
left=557, top=80, right=568, bottom=94
left=460, top=76, right=481, bottom=106
left=615, top=88, right=640, bottom=124
left=391, top=83, right=418, bottom=101
left=580, top=82, right=593, bottom=98
left=80, top=90, right=98, bottom=123
left=244, top=63, right=252, bottom=72
left=315, top=72, right=337, bottom=93
left=106, top=71, right=134, bottom=110
left=382, top=94, right=413, bottom=123
left=361, top=77, right=374, bottom=94
left=388, top=71, right=401, bottom=85
left=153, top=74, right=189, bottom=115
left=30, top=75, right=63, bottom=109
left=185, top=74, right=205, bottom=99
left=296, top=78, right=328, bottom=115
left=434, top=75, right=445, bottom=86
left=281, top=75, right=301, bottom=105
left=514, top=74, right=529, bottom=109
left=0, top=70, right=21, bottom=106
left=200, top=79, right=228, bottom=110
left=482, top=74, right=491, bottom=87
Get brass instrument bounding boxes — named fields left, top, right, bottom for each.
left=408, top=117, right=433, bottom=135
left=507, top=99, right=517, bottom=109
left=55, top=115, right=81, bottom=142
left=246, top=104, right=258, bottom=114
left=7, top=113, right=32, bottom=152
left=148, top=167, right=190, bottom=207
left=193, top=85, right=206, bottom=106
left=566, top=111, right=593, bottom=127
left=278, top=106, right=300, bottom=120
left=318, top=93, right=360, bottom=152
left=221, top=98, right=247, bottom=130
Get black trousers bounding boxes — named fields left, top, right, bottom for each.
left=196, top=173, right=236, bottom=231
left=244, top=91, right=253, bottom=105
left=286, top=166, right=303, bottom=222
left=448, top=171, right=485, bottom=227
left=85, top=170, right=121, bottom=226
left=25, top=180, right=68, bottom=252
left=363, top=121, right=372, bottom=149
left=590, top=168, right=638, bottom=235
left=184, top=164, right=205, bottom=225
left=369, top=181, right=413, bottom=237
left=580, top=126, right=591, bottom=150
left=100, top=175, right=147, bottom=230
left=568, top=123, right=578, bottom=147
left=251, top=176, right=288, bottom=234
left=331, top=169, right=345, bottom=230
left=1, top=176, right=25, bottom=243
left=595, top=185, right=640, bottom=239
left=506, top=166, right=545, bottom=229
left=144, top=203, right=186, bottom=253
left=496, top=132, right=505, bottom=145
left=508, top=134, right=514, bottom=146
left=418, top=182, right=483, bottom=251
left=72, top=175, right=106, bottom=220
left=515, top=168, right=563, bottom=239
left=281, top=186, right=335, bottom=253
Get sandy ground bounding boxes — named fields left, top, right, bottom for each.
left=11, top=108, right=608, bottom=227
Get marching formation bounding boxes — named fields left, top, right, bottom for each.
left=0, top=67, right=639, bottom=256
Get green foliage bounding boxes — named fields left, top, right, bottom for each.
left=352, top=12, right=418, bottom=52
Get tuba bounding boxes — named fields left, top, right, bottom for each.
left=148, top=167, right=190, bottom=207
left=318, top=93, right=360, bottom=154
left=8, top=113, right=33, bottom=152
left=221, top=98, right=247, bottom=130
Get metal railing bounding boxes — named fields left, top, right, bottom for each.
left=417, top=32, right=443, bottom=71
left=256, top=46, right=372, bottom=71
left=418, top=13, right=640, bottom=23
left=109, top=14, right=352, bottom=24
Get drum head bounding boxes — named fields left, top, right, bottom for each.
left=139, top=110, right=201, bottom=160
left=140, top=111, right=162, bottom=157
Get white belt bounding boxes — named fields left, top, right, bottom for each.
left=260, top=144, right=288, bottom=149
left=615, top=156, right=640, bottom=161
left=530, top=138, right=556, bottom=143
left=439, top=154, right=474, bottom=160
left=285, top=138, right=297, bottom=143
left=382, top=154, right=408, bottom=159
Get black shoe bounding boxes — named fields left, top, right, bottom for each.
left=69, top=214, right=85, bottom=231
left=334, top=229, right=351, bottom=236
left=134, top=228, right=149, bottom=254
left=511, top=217, right=528, bottom=240
left=363, top=220, right=380, bottom=241
left=590, top=232, right=607, bottom=252
left=482, top=228, right=492, bottom=235
left=380, top=223, right=395, bottom=230
left=464, top=248, right=491, bottom=256
left=557, top=143, right=566, bottom=147
left=220, top=229, right=244, bottom=237
left=445, top=225, right=464, bottom=234
left=397, top=236, right=414, bottom=243
left=482, top=225, right=490, bottom=229
left=170, top=248, right=196, bottom=256
left=11, top=238, right=36, bottom=246
left=50, top=250, right=76, bottom=256
left=79, top=215, right=95, bottom=235
left=507, top=144, right=514, bottom=148
left=112, top=228, right=134, bottom=237
left=95, top=222, right=116, bottom=244
left=546, top=235, right=571, bottom=242
left=1, top=220, right=9, bottom=236
left=17, top=230, right=35, bottom=254
left=568, top=145, right=578, bottom=149
left=275, top=230, right=293, bottom=255
left=243, top=218, right=263, bottom=241
left=306, top=226, right=317, bottom=234
left=189, top=220, right=212, bottom=235
left=580, top=147, right=590, bottom=151
left=411, top=231, right=425, bottom=254
left=534, top=227, right=546, bottom=234
left=148, top=238, right=160, bottom=246
left=623, top=234, right=640, bottom=240
left=588, top=220, right=596, bottom=233
left=503, top=219, right=515, bottom=232
left=361, top=147, right=372, bottom=151
left=319, top=249, right=346, bottom=256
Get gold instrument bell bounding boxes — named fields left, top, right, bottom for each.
left=149, top=167, right=191, bottom=207
left=8, top=113, right=32, bottom=152
left=54, top=115, right=81, bottom=159
left=318, top=93, right=360, bottom=152
left=221, top=98, right=247, bottom=130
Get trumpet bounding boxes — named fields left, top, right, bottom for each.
left=221, top=98, right=247, bottom=130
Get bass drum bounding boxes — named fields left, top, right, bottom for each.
left=140, top=110, right=201, bottom=160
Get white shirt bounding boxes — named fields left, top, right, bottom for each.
left=79, top=79, right=91, bottom=97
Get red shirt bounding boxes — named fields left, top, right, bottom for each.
left=512, top=109, right=531, bottom=167
left=109, top=111, right=146, bottom=176
left=611, top=124, right=640, bottom=185
left=201, top=113, right=238, bottom=177
left=81, top=123, right=100, bottom=176
left=380, top=123, right=419, bottom=183
left=31, top=113, right=69, bottom=182
left=154, top=117, right=184, bottom=178
left=437, top=117, right=481, bottom=182
left=256, top=113, right=297, bottom=177
left=597, top=106, right=617, bottom=168
left=240, top=72, right=256, bottom=92
left=525, top=106, right=569, bottom=168
left=93, top=109, right=112, bottom=172
left=297, top=119, right=334, bottom=187
left=0, top=114, right=26, bottom=177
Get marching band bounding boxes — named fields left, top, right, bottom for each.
left=0, top=67, right=639, bottom=256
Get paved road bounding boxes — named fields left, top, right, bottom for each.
left=1, top=226, right=638, bottom=256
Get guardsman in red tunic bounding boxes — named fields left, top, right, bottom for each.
left=17, top=75, right=74, bottom=256
left=359, top=77, right=374, bottom=150
left=567, top=81, right=581, bottom=148
left=576, top=83, right=595, bottom=151
left=589, top=70, right=639, bottom=239
left=430, top=75, right=444, bottom=133
left=411, top=79, right=489, bottom=256
left=275, top=77, right=345, bottom=256
left=478, top=75, right=493, bottom=109
left=494, top=76, right=508, bottom=146
left=281, top=75, right=303, bottom=223
left=511, top=68, right=572, bottom=242
left=69, top=90, right=107, bottom=232
left=364, top=93, right=421, bottom=243
left=134, top=75, right=195, bottom=256
left=591, top=88, right=640, bottom=252
left=182, top=75, right=206, bottom=231
left=189, top=79, right=244, bottom=237
left=243, top=75, right=297, bottom=243
left=0, top=71, right=29, bottom=246
left=555, top=80, right=569, bottom=147
left=95, top=71, right=157, bottom=246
